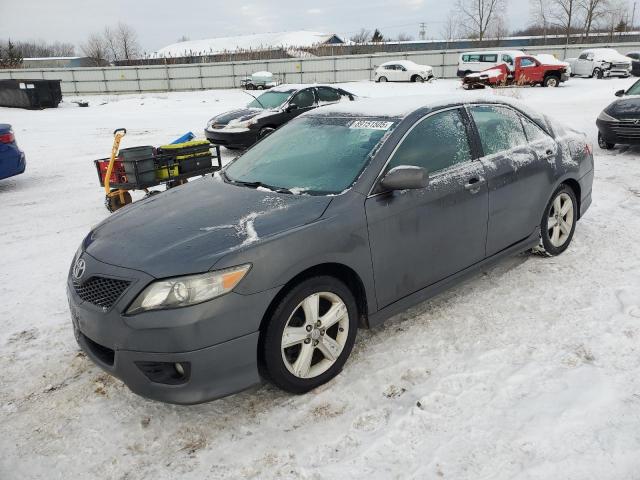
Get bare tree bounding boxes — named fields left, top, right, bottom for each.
left=350, top=28, right=371, bottom=43
left=455, top=0, right=505, bottom=40
left=117, top=22, right=141, bottom=61
left=396, top=32, right=415, bottom=41
left=440, top=12, right=460, bottom=42
left=81, top=34, right=108, bottom=66
left=103, top=26, right=120, bottom=62
left=177, top=35, right=190, bottom=43
left=530, top=0, right=552, bottom=41
left=598, top=0, right=628, bottom=38
left=549, top=0, right=579, bottom=45
left=579, top=0, right=610, bottom=40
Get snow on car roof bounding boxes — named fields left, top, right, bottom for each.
left=461, top=50, right=524, bottom=57
left=379, top=60, right=421, bottom=67
left=269, top=83, right=335, bottom=92
left=305, top=92, right=540, bottom=120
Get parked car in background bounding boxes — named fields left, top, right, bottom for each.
left=457, top=50, right=525, bottom=77
left=596, top=78, right=640, bottom=149
left=205, top=84, right=356, bottom=149
left=0, top=124, right=26, bottom=180
left=625, top=51, right=640, bottom=76
left=374, top=60, right=434, bottom=83
left=566, top=49, right=631, bottom=78
left=69, top=96, right=593, bottom=404
left=463, top=54, right=569, bottom=88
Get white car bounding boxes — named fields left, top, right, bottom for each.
left=374, top=60, right=434, bottom=83
left=566, top=49, right=631, bottom=78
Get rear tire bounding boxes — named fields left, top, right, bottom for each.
left=598, top=131, right=615, bottom=150
left=261, top=276, right=358, bottom=394
left=534, top=185, right=577, bottom=256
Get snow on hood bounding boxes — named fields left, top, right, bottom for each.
left=533, top=54, right=569, bottom=66
left=86, top=178, right=332, bottom=277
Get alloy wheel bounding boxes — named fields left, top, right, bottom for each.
left=547, top=192, right=574, bottom=248
left=280, top=292, right=349, bottom=379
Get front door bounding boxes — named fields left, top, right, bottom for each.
left=365, top=108, right=489, bottom=308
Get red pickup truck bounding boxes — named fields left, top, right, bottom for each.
left=462, top=55, right=569, bottom=89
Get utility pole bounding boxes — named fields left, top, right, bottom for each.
left=419, top=22, right=426, bottom=40
left=632, top=1, right=637, bottom=32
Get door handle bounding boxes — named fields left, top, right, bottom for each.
left=464, top=177, right=485, bottom=191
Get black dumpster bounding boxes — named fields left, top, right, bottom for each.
left=0, top=79, right=62, bottom=109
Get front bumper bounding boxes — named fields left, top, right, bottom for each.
left=603, top=68, right=631, bottom=78
left=204, top=127, right=258, bottom=149
left=596, top=118, right=640, bottom=145
left=67, top=252, right=279, bottom=404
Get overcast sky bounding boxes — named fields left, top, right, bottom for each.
left=1, top=0, right=529, bottom=53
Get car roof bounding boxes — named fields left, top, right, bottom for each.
left=380, top=60, right=419, bottom=67
left=461, top=50, right=525, bottom=57
left=269, top=83, right=337, bottom=93
left=303, top=93, right=532, bottom=120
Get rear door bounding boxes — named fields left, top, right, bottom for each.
left=365, top=107, right=489, bottom=307
left=575, top=52, right=593, bottom=75
left=468, top=104, right=551, bottom=256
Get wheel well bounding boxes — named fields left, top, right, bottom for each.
left=562, top=179, right=582, bottom=219
left=544, top=72, right=561, bottom=79
left=258, top=263, right=370, bottom=334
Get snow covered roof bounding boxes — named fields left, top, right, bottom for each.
left=156, top=31, right=344, bottom=57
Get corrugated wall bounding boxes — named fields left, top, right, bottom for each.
left=1, top=41, right=638, bottom=95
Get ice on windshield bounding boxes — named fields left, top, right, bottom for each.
left=225, top=117, right=393, bottom=194
left=246, top=91, right=293, bottom=109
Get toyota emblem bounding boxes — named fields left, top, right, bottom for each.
left=73, top=258, right=86, bottom=280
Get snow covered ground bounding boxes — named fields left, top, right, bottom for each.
left=1, top=78, right=640, bottom=480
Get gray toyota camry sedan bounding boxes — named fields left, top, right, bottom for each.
left=68, top=95, right=594, bottom=404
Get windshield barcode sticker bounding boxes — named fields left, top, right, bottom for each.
left=349, top=120, right=394, bottom=130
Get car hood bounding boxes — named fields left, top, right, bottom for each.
left=605, top=97, right=640, bottom=118
left=211, top=108, right=264, bottom=126
left=85, top=177, right=332, bottom=277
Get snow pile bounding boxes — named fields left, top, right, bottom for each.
left=156, top=31, right=341, bottom=57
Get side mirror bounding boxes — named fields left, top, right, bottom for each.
left=286, top=103, right=299, bottom=112
left=615, top=89, right=625, bottom=97
left=379, top=166, right=429, bottom=192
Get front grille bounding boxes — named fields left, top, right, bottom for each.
left=73, top=276, right=130, bottom=309
left=610, top=120, right=640, bottom=138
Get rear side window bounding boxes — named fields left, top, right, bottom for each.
left=386, top=109, right=472, bottom=174
left=462, top=54, right=481, bottom=62
left=469, top=105, right=527, bottom=156
left=481, top=54, right=497, bottom=62
left=520, top=115, right=549, bottom=142
left=317, top=87, right=341, bottom=103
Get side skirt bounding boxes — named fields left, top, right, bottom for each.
left=367, top=229, right=540, bottom=329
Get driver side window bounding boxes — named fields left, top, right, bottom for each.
left=385, top=109, right=472, bottom=175
left=290, top=89, right=315, bottom=109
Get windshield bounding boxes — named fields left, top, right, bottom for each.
left=626, top=80, right=640, bottom=95
left=225, top=117, right=393, bottom=194
left=247, top=91, right=293, bottom=109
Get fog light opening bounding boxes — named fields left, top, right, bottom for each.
left=174, top=362, right=185, bottom=377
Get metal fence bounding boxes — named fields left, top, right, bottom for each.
left=2, top=41, right=639, bottom=95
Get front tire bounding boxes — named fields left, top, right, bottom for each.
left=543, top=75, right=560, bottom=87
left=411, top=75, right=425, bottom=83
left=261, top=276, right=358, bottom=394
left=598, top=131, right=615, bottom=150
left=593, top=68, right=604, bottom=79
left=377, top=76, right=388, bottom=83
left=535, top=185, right=577, bottom=256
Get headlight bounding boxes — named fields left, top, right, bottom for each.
left=206, top=118, right=216, bottom=128
left=127, top=264, right=251, bottom=314
left=602, top=62, right=611, bottom=69
left=597, top=110, right=618, bottom=122
left=225, top=118, right=257, bottom=131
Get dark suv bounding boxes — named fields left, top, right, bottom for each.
left=204, top=84, right=355, bottom=149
